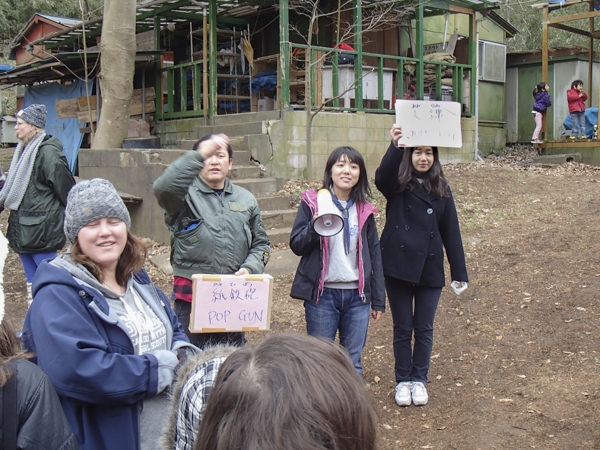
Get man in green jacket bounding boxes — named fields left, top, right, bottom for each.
left=153, top=133, right=270, bottom=348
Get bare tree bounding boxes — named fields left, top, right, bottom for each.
left=92, top=0, right=136, bottom=148
left=289, top=0, right=414, bottom=179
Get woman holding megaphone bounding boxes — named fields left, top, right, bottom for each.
left=290, top=146, right=385, bottom=376
left=375, top=124, right=468, bottom=407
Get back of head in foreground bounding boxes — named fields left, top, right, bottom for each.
left=194, top=333, right=377, bottom=450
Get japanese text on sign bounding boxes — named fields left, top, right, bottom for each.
left=190, top=274, right=273, bottom=332
left=395, top=100, right=462, bottom=148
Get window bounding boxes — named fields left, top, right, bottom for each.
left=479, top=41, right=506, bottom=83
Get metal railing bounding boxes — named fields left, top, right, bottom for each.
left=155, top=45, right=475, bottom=119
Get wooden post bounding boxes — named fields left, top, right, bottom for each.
left=416, top=4, right=424, bottom=99
left=209, top=0, right=217, bottom=117
left=203, top=8, right=208, bottom=117
left=588, top=1, right=593, bottom=108
left=353, top=0, right=363, bottom=109
left=280, top=0, right=290, bottom=109
left=468, top=11, right=476, bottom=115
left=542, top=6, right=549, bottom=141
left=154, top=16, right=162, bottom=120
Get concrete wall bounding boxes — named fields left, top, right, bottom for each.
left=478, top=121, right=506, bottom=156
left=269, top=111, right=475, bottom=180
left=78, top=148, right=187, bottom=245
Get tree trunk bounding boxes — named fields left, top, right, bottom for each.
left=92, top=0, right=136, bottom=148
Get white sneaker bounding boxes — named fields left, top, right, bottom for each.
left=411, top=381, right=428, bottom=406
left=394, top=382, right=412, bottom=406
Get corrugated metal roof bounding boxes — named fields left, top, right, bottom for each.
left=38, top=14, right=82, bottom=28
left=32, top=0, right=273, bottom=51
left=31, top=0, right=502, bottom=51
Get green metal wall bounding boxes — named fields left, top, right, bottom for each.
left=478, top=82, right=504, bottom=121
left=517, top=65, right=554, bottom=142
left=422, top=14, right=506, bottom=45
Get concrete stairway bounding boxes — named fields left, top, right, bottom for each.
left=176, top=134, right=295, bottom=247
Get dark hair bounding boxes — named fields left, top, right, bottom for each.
left=571, top=80, right=583, bottom=89
left=193, top=134, right=233, bottom=159
left=0, top=318, right=32, bottom=387
left=533, top=81, right=547, bottom=98
left=71, top=231, right=147, bottom=286
left=397, top=146, right=449, bottom=198
left=322, top=146, right=371, bottom=204
left=194, top=333, right=378, bottom=450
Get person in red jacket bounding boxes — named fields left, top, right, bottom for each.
left=567, top=80, right=588, bottom=139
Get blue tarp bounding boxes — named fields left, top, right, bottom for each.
left=251, top=71, right=277, bottom=93
left=562, top=107, right=598, bottom=138
left=23, top=80, right=91, bottom=173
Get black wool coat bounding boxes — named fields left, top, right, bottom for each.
left=374, top=142, right=468, bottom=287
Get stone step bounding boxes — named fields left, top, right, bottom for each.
left=151, top=150, right=252, bottom=167
left=195, top=121, right=265, bottom=138
left=193, top=110, right=279, bottom=135
left=177, top=135, right=248, bottom=151
left=234, top=177, right=282, bottom=195
left=256, top=195, right=292, bottom=211
left=176, top=139, right=197, bottom=150
left=145, top=149, right=187, bottom=165
left=229, top=136, right=247, bottom=151
left=260, top=209, right=298, bottom=229
left=232, top=149, right=252, bottom=165
left=266, top=227, right=292, bottom=247
left=229, top=165, right=261, bottom=180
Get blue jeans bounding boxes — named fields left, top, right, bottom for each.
left=304, top=288, right=371, bottom=375
left=19, top=251, right=57, bottom=282
left=571, top=111, right=586, bottom=138
left=385, top=276, right=442, bottom=383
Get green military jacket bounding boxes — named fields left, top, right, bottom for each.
left=153, top=150, right=270, bottom=279
left=6, top=135, right=75, bottom=254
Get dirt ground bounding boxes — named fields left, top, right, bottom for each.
left=3, top=147, right=600, bottom=449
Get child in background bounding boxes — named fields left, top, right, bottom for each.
left=532, top=81, right=552, bottom=144
left=567, top=80, right=588, bottom=139
left=289, top=146, right=385, bottom=376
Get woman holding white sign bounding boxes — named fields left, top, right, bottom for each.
left=21, top=179, right=195, bottom=450
left=375, top=125, right=468, bottom=407
left=290, top=146, right=385, bottom=376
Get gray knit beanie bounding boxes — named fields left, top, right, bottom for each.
left=64, top=178, right=131, bottom=244
left=17, top=104, right=47, bottom=129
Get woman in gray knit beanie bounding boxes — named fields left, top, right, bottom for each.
left=0, top=103, right=75, bottom=304
left=21, top=178, right=196, bottom=450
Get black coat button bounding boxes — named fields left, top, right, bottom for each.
left=429, top=254, right=435, bottom=260
left=404, top=225, right=410, bottom=231
left=430, top=232, right=435, bottom=238
left=400, top=245, right=405, bottom=252
left=427, top=208, right=433, bottom=215
left=406, top=205, right=412, bottom=211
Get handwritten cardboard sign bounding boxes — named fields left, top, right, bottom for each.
left=395, top=100, right=462, bottom=148
left=189, top=274, right=273, bottom=333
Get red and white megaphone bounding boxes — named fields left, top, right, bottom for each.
left=314, top=189, right=344, bottom=237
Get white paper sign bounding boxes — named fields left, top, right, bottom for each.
left=190, top=274, right=273, bottom=333
left=395, top=100, right=462, bottom=148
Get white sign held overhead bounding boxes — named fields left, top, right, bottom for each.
left=395, top=100, right=463, bottom=148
